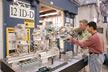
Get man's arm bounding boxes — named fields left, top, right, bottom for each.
left=73, top=37, right=93, bottom=47
left=74, top=28, right=82, bottom=33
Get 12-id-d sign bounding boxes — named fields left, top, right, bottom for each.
left=10, top=5, right=35, bottom=20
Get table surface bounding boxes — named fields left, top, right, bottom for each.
left=0, top=54, right=88, bottom=72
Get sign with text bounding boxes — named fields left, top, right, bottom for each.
left=13, top=1, right=31, bottom=9
left=10, top=5, right=34, bottom=20
left=24, top=19, right=35, bottom=28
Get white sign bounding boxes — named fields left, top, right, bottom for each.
left=13, top=1, right=31, bottom=9
left=66, top=17, right=70, bottom=23
left=70, top=18, right=73, bottom=24
left=8, top=33, right=16, bottom=50
left=10, top=5, right=34, bottom=20
left=14, top=0, right=17, bottom=2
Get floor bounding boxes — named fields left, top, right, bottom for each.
left=80, top=65, right=108, bottom=72
left=85, top=65, right=108, bottom=72
left=103, top=65, right=108, bottom=72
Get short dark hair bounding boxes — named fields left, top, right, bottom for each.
left=87, top=21, right=97, bottom=30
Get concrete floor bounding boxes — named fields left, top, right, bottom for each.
left=80, top=65, right=108, bottom=72
left=103, top=65, right=108, bottom=72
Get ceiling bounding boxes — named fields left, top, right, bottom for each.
left=71, top=0, right=108, bottom=16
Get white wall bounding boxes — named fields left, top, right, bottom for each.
left=98, top=23, right=108, bottom=53
left=0, top=0, right=3, bottom=72
left=75, top=4, right=98, bottom=27
left=0, top=0, right=3, bottom=59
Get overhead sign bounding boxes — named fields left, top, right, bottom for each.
left=24, top=19, right=35, bottom=28
left=14, top=0, right=18, bottom=2
left=13, top=1, right=31, bottom=9
left=10, top=1, right=34, bottom=20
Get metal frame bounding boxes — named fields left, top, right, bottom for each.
left=6, top=27, right=31, bottom=56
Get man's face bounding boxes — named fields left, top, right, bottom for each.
left=80, top=22, right=86, bottom=30
left=87, top=26, right=92, bottom=33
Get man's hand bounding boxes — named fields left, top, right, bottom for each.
left=60, top=28, right=66, bottom=34
left=70, top=27, right=75, bottom=31
left=66, top=36, right=73, bottom=43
